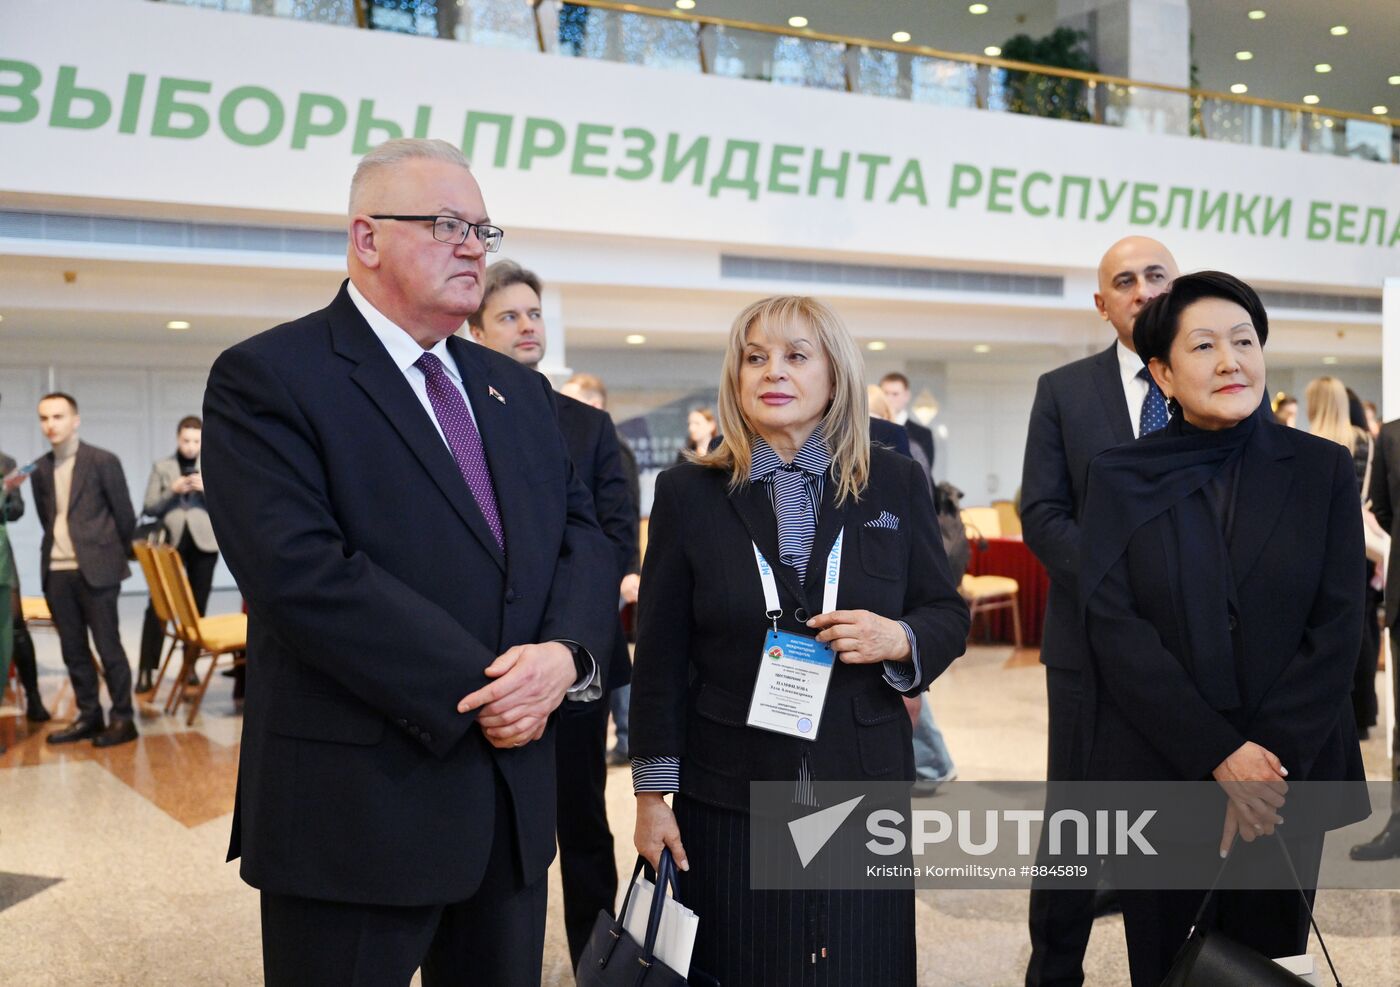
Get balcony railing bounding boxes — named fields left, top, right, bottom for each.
left=157, top=0, right=1400, bottom=166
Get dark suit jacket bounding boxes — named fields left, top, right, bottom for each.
left=629, top=448, right=970, bottom=811
left=30, top=442, right=134, bottom=590
left=555, top=392, right=634, bottom=689
left=1021, top=344, right=1134, bottom=671
left=1369, top=419, right=1400, bottom=627
left=0, top=452, right=22, bottom=585
left=618, top=434, right=641, bottom=575
left=202, top=282, right=616, bottom=907
left=904, top=418, right=935, bottom=471
left=1083, top=421, right=1366, bottom=805
left=870, top=416, right=912, bottom=457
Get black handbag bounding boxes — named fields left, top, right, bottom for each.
left=1160, top=835, right=1341, bottom=986
left=576, top=850, right=717, bottom=987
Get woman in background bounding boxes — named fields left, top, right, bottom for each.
left=677, top=405, right=718, bottom=462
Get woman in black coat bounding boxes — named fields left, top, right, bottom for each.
left=1078, top=272, right=1369, bottom=987
left=629, top=295, right=969, bottom=986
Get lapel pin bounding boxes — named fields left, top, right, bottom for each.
left=488, top=385, right=505, bottom=405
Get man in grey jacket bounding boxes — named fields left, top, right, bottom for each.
left=24, top=392, right=137, bottom=747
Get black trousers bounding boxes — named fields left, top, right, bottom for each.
left=1117, top=833, right=1323, bottom=987
left=8, top=585, right=40, bottom=697
left=1026, top=666, right=1098, bottom=987
left=138, top=531, right=217, bottom=674
left=45, top=570, right=132, bottom=722
left=261, top=770, right=547, bottom=987
left=554, top=692, right=618, bottom=968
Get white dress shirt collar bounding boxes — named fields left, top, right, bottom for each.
left=347, top=279, right=463, bottom=386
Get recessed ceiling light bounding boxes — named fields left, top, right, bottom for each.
left=787, top=15, right=808, bottom=28
left=1303, top=94, right=1320, bottom=104
left=1329, top=25, right=1348, bottom=36
left=1247, top=9, right=1266, bottom=20
left=625, top=334, right=647, bottom=345
left=1374, top=105, right=1390, bottom=115
left=969, top=3, right=989, bottom=13
left=166, top=320, right=191, bottom=331
left=1314, top=63, right=1332, bottom=73
left=1230, top=83, right=1249, bottom=94
left=973, top=344, right=992, bottom=354
left=1323, top=356, right=1339, bottom=365
left=674, top=0, right=695, bottom=7
left=1235, top=50, right=1254, bottom=61
left=1323, top=118, right=1335, bottom=128
left=866, top=340, right=888, bottom=352
left=984, top=45, right=1002, bottom=57
left=1389, top=75, right=1400, bottom=85
left=891, top=30, right=911, bottom=43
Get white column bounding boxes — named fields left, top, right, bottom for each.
left=1058, top=0, right=1191, bottom=135
left=1384, top=278, right=1400, bottom=420
left=539, top=283, right=571, bottom=383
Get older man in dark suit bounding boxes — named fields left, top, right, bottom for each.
left=1019, top=236, right=1178, bottom=987
left=202, top=139, right=615, bottom=987
left=22, top=392, right=137, bottom=748
left=467, top=260, right=634, bottom=969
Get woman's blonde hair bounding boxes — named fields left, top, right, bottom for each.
left=695, top=296, right=870, bottom=505
left=1306, top=375, right=1365, bottom=451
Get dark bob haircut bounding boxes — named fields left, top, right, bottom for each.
left=1132, top=271, right=1269, bottom=367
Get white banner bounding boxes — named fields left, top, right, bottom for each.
left=1, top=0, right=1398, bottom=289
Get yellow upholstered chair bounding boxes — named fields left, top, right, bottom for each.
left=960, top=506, right=1002, bottom=540
left=992, top=499, right=1022, bottom=537
left=152, top=544, right=247, bottom=725
left=959, top=574, right=1023, bottom=649
left=132, top=541, right=182, bottom=700
left=20, top=596, right=53, bottom=629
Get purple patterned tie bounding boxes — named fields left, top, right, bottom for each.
left=415, top=352, right=504, bottom=551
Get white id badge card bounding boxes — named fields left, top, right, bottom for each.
left=745, top=628, right=836, bottom=741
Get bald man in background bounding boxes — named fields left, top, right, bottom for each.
left=1019, top=236, right=1180, bottom=987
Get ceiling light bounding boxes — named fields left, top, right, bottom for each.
left=1323, top=356, right=1339, bottom=365
left=1230, top=83, right=1248, bottom=94
left=984, top=45, right=1002, bottom=57
left=787, top=15, right=807, bottom=28
left=1247, top=9, right=1266, bottom=20
left=1389, top=75, right=1400, bottom=85
left=1374, top=105, right=1390, bottom=115
left=891, top=30, right=911, bottom=43
left=1329, top=25, right=1348, bottom=36
left=1303, top=94, right=1320, bottom=105
left=972, top=344, right=991, bottom=354
left=1314, top=63, right=1332, bottom=73
left=1323, top=118, right=1335, bottom=128
left=166, top=320, right=191, bottom=331
left=968, top=3, right=989, bottom=13
left=674, top=0, right=695, bottom=7
left=625, top=334, right=646, bottom=345
left=866, top=340, right=888, bottom=352
left=1235, top=50, right=1253, bottom=61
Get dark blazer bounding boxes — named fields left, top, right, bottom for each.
left=1083, top=420, right=1366, bottom=801
left=555, top=391, right=634, bottom=689
left=30, top=442, right=134, bottom=590
left=1021, top=343, right=1134, bottom=671
left=629, top=448, right=970, bottom=811
left=1369, top=419, right=1400, bottom=627
left=903, top=418, right=935, bottom=471
left=202, top=282, right=616, bottom=907
left=618, top=434, right=641, bottom=575
left=870, top=416, right=912, bottom=457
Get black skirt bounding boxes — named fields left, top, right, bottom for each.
left=673, top=794, right=916, bottom=987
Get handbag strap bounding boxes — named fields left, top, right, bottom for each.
left=639, top=848, right=680, bottom=964
left=1191, top=835, right=1341, bottom=986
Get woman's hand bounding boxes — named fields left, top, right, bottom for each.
left=807, top=610, right=912, bottom=665
left=634, top=792, right=689, bottom=872
left=1213, top=741, right=1287, bottom=839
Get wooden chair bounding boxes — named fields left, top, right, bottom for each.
left=132, top=541, right=182, bottom=701
left=152, top=544, right=247, bottom=725
left=960, top=507, right=1002, bottom=540
left=20, top=596, right=53, bottom=629
left=991, top=499, right=1022, bottom=538
left=960, top=573, right=1023, bottom=650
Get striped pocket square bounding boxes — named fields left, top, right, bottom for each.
left=865, top=511, right=901, bottom=530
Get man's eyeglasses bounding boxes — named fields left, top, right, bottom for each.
left=370, top=215, right=505, bottom=252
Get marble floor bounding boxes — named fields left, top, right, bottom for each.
left=1, top=593, right=1396, bottom=985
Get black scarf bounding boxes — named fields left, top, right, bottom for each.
left=1079, top=401, right=1270, bottom=712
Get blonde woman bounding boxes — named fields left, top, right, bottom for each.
left=629, top=296, right=969, bottom=984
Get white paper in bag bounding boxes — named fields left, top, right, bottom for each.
left=620, top=876, right=699, bottom=978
